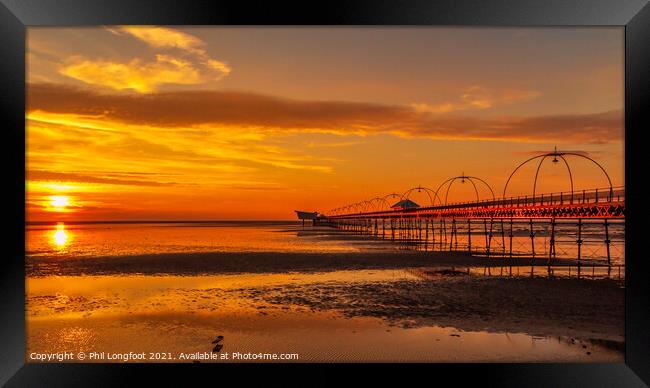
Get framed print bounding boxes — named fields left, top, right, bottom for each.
left=1, top=0, right=649, bottom=386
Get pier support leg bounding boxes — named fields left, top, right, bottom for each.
left=577, top=219, right=583, bottom=273
left=530, top=218, right=535, bottom=276
left=487, top=218, right=493, bottom=259
left=500, top=219, right=506, bottom=256
left=509, top=218, right=513, bottom=271
left=424, top=219, right=429, bottom=250
left=450, top=219, right=456, bottom=251
left=483, top=219, right=489, bottom=255
left=441, top=219, right=447, bottom=250
left=604, top=218, right=611, bottom=267
left=467, top=219, right=472, bottom=255
left=549, top=217, right=556, bottom=273
left=431, top=219, right=436, bottom=251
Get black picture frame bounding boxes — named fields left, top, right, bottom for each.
left=2, top=0, right=648, bottom=386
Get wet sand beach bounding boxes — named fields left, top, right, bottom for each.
left=26, top=222, right=624, bottom=362
left=27, top=250, right=587, bottom=277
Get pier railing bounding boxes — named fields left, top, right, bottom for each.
left=327, top=186, right=624, bottom=219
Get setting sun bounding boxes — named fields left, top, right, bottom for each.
left=49, top=195, right=70, bottom=209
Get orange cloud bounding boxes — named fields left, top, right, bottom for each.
left=60, top=26, right=231, bottom=92
left=60, top=55, right=209, bottom=93
left=108, top=26, right=231, bottom=73
left=28, top=83, right=622, bottom=144
left=28, top=170, right=179, bottom=187
left=412, top=86, right=542, bottom=114
left=110, top=26, right=205, bottom=52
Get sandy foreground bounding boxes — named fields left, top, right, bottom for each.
left=27, top=250, right=624, bottom=357
left=236, top=273, right=624, bottom=344
left=27, top=249, right=589, bottom=277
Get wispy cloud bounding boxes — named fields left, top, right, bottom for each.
left=305, top=140, right=364, bottom=148
left=60, top=26, right=230, bottom=92
left=28, top=83, right=623, bottom=144
left=108, top=26, right=205, bottom=52
left=411, top=86, right=542, bottom=114
left=513, top=149, right=605, bottom=158
left=27, top=170, right=179, bottom=187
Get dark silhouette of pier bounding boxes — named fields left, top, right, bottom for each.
left=320, top=150, right=625, bottom=268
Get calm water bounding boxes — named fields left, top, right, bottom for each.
left=26, top=221, right=392, bottom=258
left=26, top=220, right=624, bottom=265
left=25, top=221, right=624, bottom=362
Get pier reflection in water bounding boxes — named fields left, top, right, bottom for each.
left=328, top=218, right=625, bottom=266
left=406, top=265, right=625, bottom=282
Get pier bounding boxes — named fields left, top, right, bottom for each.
left=320, top=150, right=625, bottom=269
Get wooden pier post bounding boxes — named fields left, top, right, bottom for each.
left=529, top=218, right=536, bottom=259
left=500, top=219, right=506, bottom=256
left=450, top=218, right=456, bottom=251
left=548, top=217, right=556, bottom=271
left=604, top=218, right=611, bottom=266
left=577, top=218, right=583, bottom=268
left=530, top=218, right=536, bottom=276
left=423, top=219, right=428, bottom=251
left=431, top=218, right=436, bottom=251
left=441, top=219, right=447, bottom=250
left=509, top=218, right=514, bottom=271
left=487, top=218, right=494, bottom=258
left=467, top=219, right=472, bottom=255
left=483, top=219, right=489, bottom=256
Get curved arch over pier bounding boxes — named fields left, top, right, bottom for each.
left=503, top=148, right=614, bottom=201
left=435, top=175, right=495, bottom=205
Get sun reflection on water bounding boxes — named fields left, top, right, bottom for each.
left=52, top=223, right=70, bottom=248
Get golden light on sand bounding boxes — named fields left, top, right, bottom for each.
left=52, top=223, right=69, bottom=247
left=50, top=195, right=70, bottom=209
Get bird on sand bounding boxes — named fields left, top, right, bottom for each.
left=211, top=335, right=224, bottom=353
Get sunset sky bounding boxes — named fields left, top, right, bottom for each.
left=26, top=27, right=624, bottom=221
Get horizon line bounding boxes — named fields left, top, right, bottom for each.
left=26, top=219, right=301, bottom=225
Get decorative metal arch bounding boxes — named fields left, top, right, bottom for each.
left=337, top=204, right=352, bottom=215
left=333, top=192, right=401, bottom=215
left=357, top=200, right=369, bottom=212
left=503, top=148, right=614, bottom=200
left=435, top=174, right=495, bottom=205
left=382, top=193, right=401, bottom=209
left=400, top=186, right=442, bottom=207
left=366, top=196, right=392, bottom=212
left=352, top=202, right=367, bottom=213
